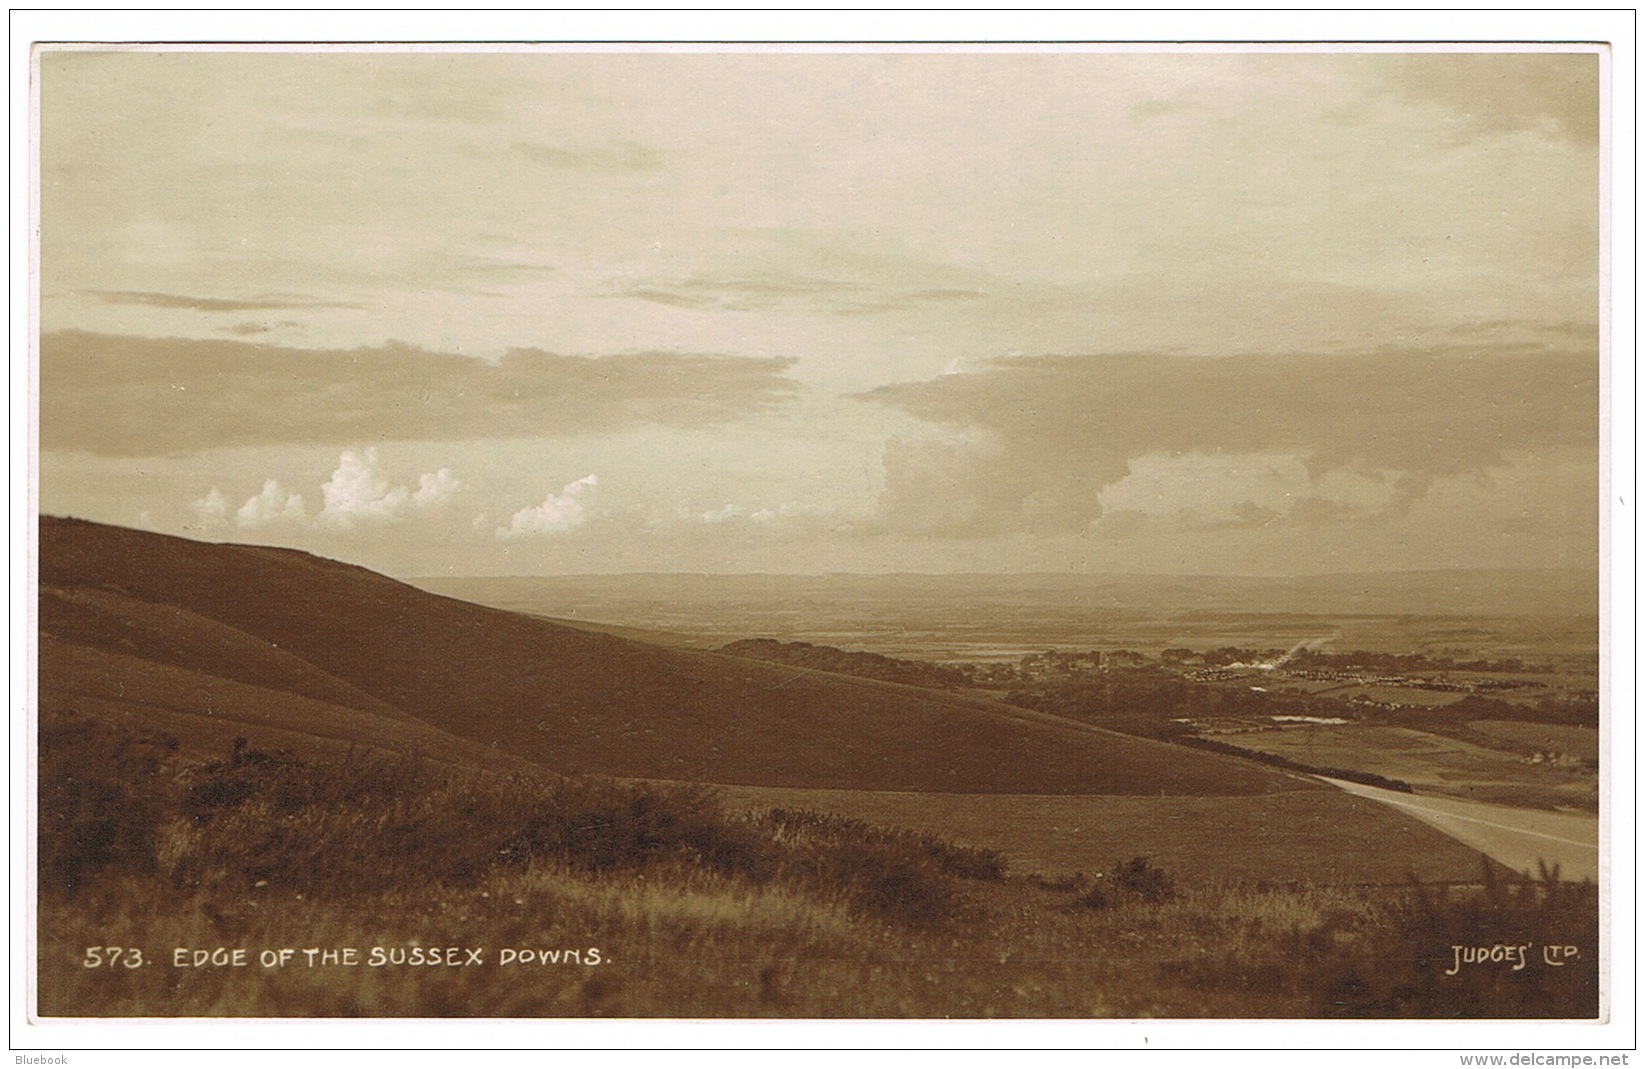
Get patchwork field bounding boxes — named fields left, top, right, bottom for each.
left=1466, top=720, right=1600, bottom=763
left=1206, top=723, right=1599, bottom=812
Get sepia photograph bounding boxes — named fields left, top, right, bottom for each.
left=16, top=14, right=1632, bottom=1048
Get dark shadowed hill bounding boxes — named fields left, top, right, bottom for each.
left=37, top=517, right=1311, bottom=796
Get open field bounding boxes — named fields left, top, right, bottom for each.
left=714, top=785, right=1498, bottom=886
left=1466, top=720, right=1600, bottom=763
left=1204, top=723, right=1599, bottom=812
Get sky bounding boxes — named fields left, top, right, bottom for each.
left=36, top=47, right=1602, bottom=577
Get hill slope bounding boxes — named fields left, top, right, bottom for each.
left=38, top=517, right=1307, bottom=796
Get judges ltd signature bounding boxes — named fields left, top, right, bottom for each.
left=1446, top=943, right=1582, bottom=975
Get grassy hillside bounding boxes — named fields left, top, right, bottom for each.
left=40, top=516, right=1301, bottom=796
left=38, top=715, right=1598, bottom=1019
left=41, top=640, right=533, bottom=774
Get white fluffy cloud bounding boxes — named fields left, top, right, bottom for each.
left=193, top=449, right=460, bottom=533
left=237, top=480, right=308, bottom=528
left=315, top=448, right=463, bottom=528
left=191, top=487, right=230, bottom=525
left=413, top=467, right=461, bottom=509
left=700, top=502, right=826, bottom=525
left=318, top=448, right=410, bottom=528
left=498, top=475, right=599, bottom=539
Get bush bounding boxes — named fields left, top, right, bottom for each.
left=1072, top=857, right=1174, bottom=910
left=180, top=737, right=308, bottom=820
left=757, top=808, right=1006, bottom=926
left=501, top=779, right=778, bottom=882
left=1113, top=856, right=1175, bottom=902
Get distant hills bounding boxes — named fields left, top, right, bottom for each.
left=418, top=568, right=1599, bottom=622
left=38, top=517, right=1301, bottom=796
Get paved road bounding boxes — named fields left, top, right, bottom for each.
left=1320, top=777, right=1600, bottom=883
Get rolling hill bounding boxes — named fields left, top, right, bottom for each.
left=38, top=516, right=1305, bottom=796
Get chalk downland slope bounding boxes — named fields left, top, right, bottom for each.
left=39, top=517, right=1304, bottom=796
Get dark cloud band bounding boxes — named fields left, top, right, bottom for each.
left=859, top=342, right=1598, bottom=536
left=41, top=330, right=801, bottom=456
left=88, top=291, right=366, bottom=313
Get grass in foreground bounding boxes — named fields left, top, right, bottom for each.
left=38, top=713, right=1599, bottom=1018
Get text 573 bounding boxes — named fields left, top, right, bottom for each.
left=82, top=946, right=146, bottom=968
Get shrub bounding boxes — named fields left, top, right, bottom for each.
left=501, top=779, right=778, bottom=882
left=180, top=737, right=308, bottom=820
left=1113, top=856, right=1175, bottom=902
left=1070, top=857, right=1174, bottom=910
left=756, top=808, right=1005, bottom=926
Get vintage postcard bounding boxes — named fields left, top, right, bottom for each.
left=16, top=15, right=1633, bottom=1053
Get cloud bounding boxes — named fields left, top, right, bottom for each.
left=1383, top=52, right=1600, bottom=145
left=858, top=341, right=1597, bottom=536
left=315, top=448, right=462, bottom=529
left=413, top=468, right=461, bottom=509
left=319, top=449, right=411, bottom=528
left=498, top=475, right=598, bottom=539
left=88, top=290, right=364, bottom=312
left=619, top=275, right=987, bottom=317
left=40, top=331, right=801, bottom=456
left=236, top=480, right=308, bottom=528
left=193, top=450, right=460, bottom=533
left=699, top=501, right=827, bottom=526
left=191, top=487, right=230, bottom=524
left=611, top=235, right=996, bottom=320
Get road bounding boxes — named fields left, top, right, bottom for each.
left=1320, top=777, right=1600, bottom=883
